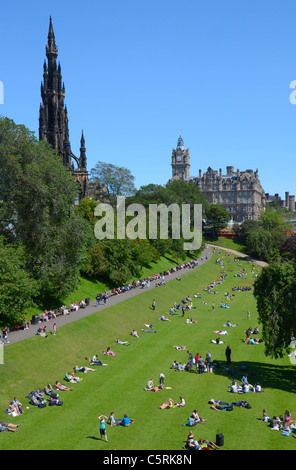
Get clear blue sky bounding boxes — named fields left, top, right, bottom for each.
left=1, top=0, right=296, bottom=198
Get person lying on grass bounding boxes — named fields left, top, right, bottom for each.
left=114, top=339, right=130, bottom=346
left=74, top=365, right=96, bottom=373
left=158, top=398, right=175, bottom=409
left=54, top=381, right=73, bottom=391
left=209, top=399, right=251, bottom=410
left=210, top=337, right=224, bottom=344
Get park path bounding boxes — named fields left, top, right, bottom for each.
left=4, top=244, right=267, bottom=345
left=207, top=244, right=269, bottom=268
left=5, top=245, right=212, bottom=345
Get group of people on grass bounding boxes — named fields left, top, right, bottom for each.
left=260, top=409, right=296, bottom=435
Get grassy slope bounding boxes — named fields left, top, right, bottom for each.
left=0, top=252, right=296, bottom=450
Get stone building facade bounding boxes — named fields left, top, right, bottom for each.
left=39, top=17, right=89, bottom=200
left=189, top=166, right=266, bottom=222
left=169, top=134, right=266, bottom=222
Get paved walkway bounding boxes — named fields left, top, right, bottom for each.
left=5, top=245, right=213, bottom=345
left=4, top=244, right=267, bottom=346
left=207, top=244, right=269, bottom=268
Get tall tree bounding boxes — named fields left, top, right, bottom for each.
left=205, top=204, right=230, bottom=235
left=254, top=261, right=296, bottom=358
left=90, top=161, right=136, bottom=202
left=0, top=237, right=38, bottom=326
left=0, top=117, right=94, bottom=299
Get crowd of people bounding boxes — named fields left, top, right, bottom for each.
left=2, top=246, right=295, bottom=450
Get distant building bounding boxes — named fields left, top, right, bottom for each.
left=189, top=166, right=266, bottom=222
left=169, top=134, right=266, bottom=222
left=265, top=191, right=296, bottom=212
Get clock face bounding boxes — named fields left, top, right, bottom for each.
left=176, top=155, right=182, bottom=162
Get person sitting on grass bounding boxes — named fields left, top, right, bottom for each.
left=146, top=378, right=154, bottom=390
left=184, top=438, right=202, bottom=450
left=89, top=355, right=108, bottom=366
left=44, top=384, right=58, bottom=399
left=121, top=414, right=134, bottom=426
left=64, top=372, right=81, bottom=383
left=131, top=330, right=139, bottom=338
left=160, top=315, right=171, bottom=322
left=36, top=326, right=48, bottom=338
left=188, top=409, right=206, bottom=425
left=175, top=396, right=185, bottom=407
left=108, top=412, right=122, bottom=427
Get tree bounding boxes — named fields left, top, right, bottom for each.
left=205, top=204, right=230, bottom=235
left=254, top=261, right=296, bottom=358
left=0, top=117, right=94, bottom=299
left=90, top=161, right=136, bottom=202
left=246, top=229, right=285, bottom=262
left=0, top=237, right=38, bottom=326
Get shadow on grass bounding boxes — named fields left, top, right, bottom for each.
left=210, top=360, right=296, bottom=394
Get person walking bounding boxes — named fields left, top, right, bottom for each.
left=225, top=345, right=231, bottom=365
left=98, top=414, right=108, bottom=442
left=2, top=327, right=9, bottom=344
left=152, top=299, right=156, bottom=311
left=212, top=302, right=215, bottom=311
left=52, top=323, right=56, bottom=336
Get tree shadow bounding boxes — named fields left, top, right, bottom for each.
left=211, top=359, right=296, bottom=394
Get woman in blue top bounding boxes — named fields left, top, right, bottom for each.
left=98, top=415, right=108, bottom=441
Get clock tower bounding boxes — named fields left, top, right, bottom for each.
left=171, top=132, right=190, bottom=180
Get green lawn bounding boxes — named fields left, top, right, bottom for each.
left=0, top=251, right=295, bottom=450
left=204, top=236, right=247, bottom=254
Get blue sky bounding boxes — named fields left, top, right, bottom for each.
left=1, top=0, right=296, bottom=198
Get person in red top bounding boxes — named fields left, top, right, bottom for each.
left=195, top=353, right=199, bottom=372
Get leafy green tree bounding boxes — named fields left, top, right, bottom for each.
left=246, top=229, right=285, bottom=261
left=259, top=208, right=292, bottom=232
left=0, top=237, right=38, bottom=326
left=205, top=204, right=230, bottom=235
left=90, top=161, right=136, bottom=201
left=254, top=261, right=296, bottom=358
left=73, top=197, right=99, bottom=228
left=0, top=117, right=94, bottom=299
